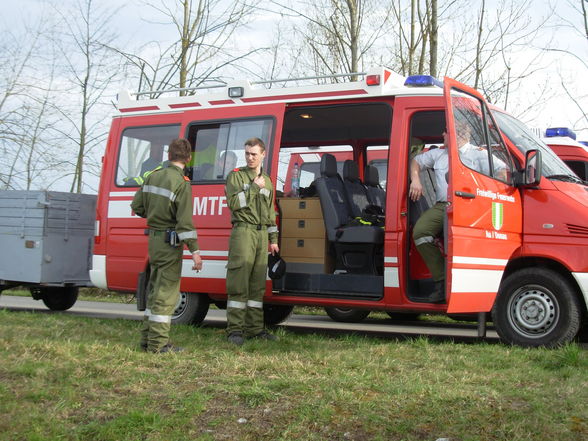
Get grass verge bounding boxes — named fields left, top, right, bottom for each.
left=1, top=309, right=587, bottom=441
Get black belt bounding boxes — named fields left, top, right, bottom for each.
left=232, top=222, right=266, bottom=231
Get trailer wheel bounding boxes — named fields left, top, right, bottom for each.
left=172, top=292, right=209, bottom=326
left=325, top=307, right=370, bottom=323
left=263, top=304, right=294, bottom=326
left=493, top=268, right=582, bottom=348
left=39, top=286, right=79, bottom=311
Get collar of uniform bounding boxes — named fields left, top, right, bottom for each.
left=244, top=167, right=260, bottom=180
left=167, top=163, right=186, bottom=176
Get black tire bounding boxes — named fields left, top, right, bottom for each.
left=492, top=268, right=582, bottom=348
left=172, top=292, right=210, bottom=326
left=39, top=286, right=79, bottom=311
left=263, top=304, right=294, bottom=326
left=387, top=312, right=420, bottom=321
left=325, top=307, right=370, bottom=323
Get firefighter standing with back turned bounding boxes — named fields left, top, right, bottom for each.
left=131, top=138, right=203, bottom=353
left=225, top=137, right=279, bottom=346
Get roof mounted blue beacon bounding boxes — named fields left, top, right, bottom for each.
left=545, top=127, right=577, bottom=140
left=404, top=75, right=443, bottom=88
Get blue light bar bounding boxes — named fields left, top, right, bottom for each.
left=545, top=127, right=576, bottom=139
left=404, top=75, right=443, bottom=87
left=579, top=141, right=588, bottom=147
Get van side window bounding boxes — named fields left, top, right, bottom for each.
left=187, top=118, right=274, bottom=182
left=115, top=124, right=180, bottom=187
left=451, top=95, right=514, bottom=183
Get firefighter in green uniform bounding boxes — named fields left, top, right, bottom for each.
left=225, top=137, right=279, bottom=346
left=131, top=138, right=203, bottom=353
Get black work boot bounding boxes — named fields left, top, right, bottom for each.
left=227, top=332, right=245, bottom=346
left=249, top=330, right=278, bottom=341
left=428, top=281, right=446, bottom=304
left=149, top=343, right=184, bottom=353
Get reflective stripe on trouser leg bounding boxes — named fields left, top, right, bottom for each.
left=226, top=226, right=268, bottom=336
left=145, top=233, right=183, bottom=351
left=413, top=202, right=446, bottom=282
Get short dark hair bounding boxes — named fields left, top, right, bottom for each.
left=244, top=137, right=265, bottom=152
left=168, top=138, right=192, bottom=163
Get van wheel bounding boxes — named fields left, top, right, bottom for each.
left=264, top=304, right=294, bottom=326
left=325, top=307, right=370, bottom=323
left=38, top=286, right=79, bottom=311
left=172, top=292, right=209, bottom=326
left=492, top=268, right=582, bottom=348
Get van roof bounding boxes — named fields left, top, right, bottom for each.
left=115, top=67, right=445, bottom=116
left=543, top=136, right=588, bottom=152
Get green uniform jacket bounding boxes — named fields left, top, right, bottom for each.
left=225, top=166, right=278, bottom=244
left=131, top=163, right=199, bottom=253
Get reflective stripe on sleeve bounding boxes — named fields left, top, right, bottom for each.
left=227, top=300, right=246, bottom=309
left=238, top=191, right=247, bottom=208
left=178, top=231, right=197, bottom=240
left=260, top=188, right=270, bottom=197
left=247, top=300, right=263, bottom=308
left=414, top=236, right=435, bottom=246
left=149, top=314, right=172, bottom=324
left=267, top=226, right=278, bottom=234
left=143, top=185, right=177, bottom=202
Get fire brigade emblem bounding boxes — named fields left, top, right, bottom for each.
left=492, top=202, right=503, bottom=230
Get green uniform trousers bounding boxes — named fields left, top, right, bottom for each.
left=140, top=231, right=183, bottom=351
left=413, top=202, right=447, bottom=282
left=226, top=225, right=268, bottom=337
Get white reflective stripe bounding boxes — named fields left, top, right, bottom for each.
left=247, top=300, right=263, bottom=308
left=227, top=300, right=246, bottom=309
left=260, top=188, right=270, bottom=197
left=238, top=191, right=247, bottom=208
left=414, top=236, right=435, bottom=246
left=384, top=267, right=399, bottom=288
left=243, top=183, right=250, bottom=190
left=144, top=185, right=177, bottom=202
left=149, top=313, right=172, bottom=324
left=572, top=272, right=588, bottom=312
left=267, top=226, right=278, bottom=233
left=178, top=230, right=197, bottom=240
left=453, top=256, right=508, bottom=267
left=451, top=268, right=503, bottom=293
left=144, top=308, right=151, bottom=317
left=384, top=256, right=398, bottom=264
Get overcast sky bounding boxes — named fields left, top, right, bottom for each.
left=2, top=0, right=588, bottom=140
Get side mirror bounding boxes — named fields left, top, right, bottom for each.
left=524, top=149, right=542, bottom=186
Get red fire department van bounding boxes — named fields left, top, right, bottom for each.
left=90, top=67, right=588, bottom=347
left=542, top=127, right=588, bottom=182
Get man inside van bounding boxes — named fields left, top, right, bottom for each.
left=409, top=119, right=505, bottom=303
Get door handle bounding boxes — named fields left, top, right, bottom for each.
left=455, top=191, right=476, bottom=199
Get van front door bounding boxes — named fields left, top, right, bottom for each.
left=443, top=78, right=522, bottom=313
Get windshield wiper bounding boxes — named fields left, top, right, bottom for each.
left=546, top=174, right=585, bottom=184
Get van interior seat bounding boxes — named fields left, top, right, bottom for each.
left=315, top=153, right=384, bottom=274
left=342, top=159, right=370, bottom=218
left=364, top=165, right=386, bottom=210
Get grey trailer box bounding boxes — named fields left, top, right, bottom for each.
left=0, top=190, right=96, bottom=286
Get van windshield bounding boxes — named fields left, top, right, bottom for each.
left=493, top=111, right=578, bottom=181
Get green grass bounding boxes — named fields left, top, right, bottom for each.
left=0, top=309, right=586, bottom=441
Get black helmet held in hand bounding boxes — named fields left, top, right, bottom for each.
left=267, top=252, right=286, bottom=279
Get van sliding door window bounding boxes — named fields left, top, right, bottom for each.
left=187, top=118, right=273, bottom=182
left=451, top=93, right=514, bottom=184
left=115, top=124, right=181, bottom=187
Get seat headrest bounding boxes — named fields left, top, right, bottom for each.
left=343, top=160, right=359, bottom=182
left=364, top=165, right=380, bottom=187
left=320, top=153, right=338, bottom=177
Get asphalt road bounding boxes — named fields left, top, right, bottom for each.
left=0, top=294, right=504, bottom=344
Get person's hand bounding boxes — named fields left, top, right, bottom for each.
left=253, top=175, right=266, bottom=189
left=192, top=252, right=203, bottom=271
left=269, top=243, right=279, bottom=255
left=409, top=180, right=423, bottom=202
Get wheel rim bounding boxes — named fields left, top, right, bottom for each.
left=507, top=285, right=559, bottom=338
left=173, top=292, right=188, bottom=318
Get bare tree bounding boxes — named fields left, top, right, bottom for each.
left=115, top=0, right=260, bottom=96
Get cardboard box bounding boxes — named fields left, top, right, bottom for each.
left=280, top=237, right=326, bottom=259
left=280, top=218, right=325, bottom=238
left=278, top=197, right=322, bottom=218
